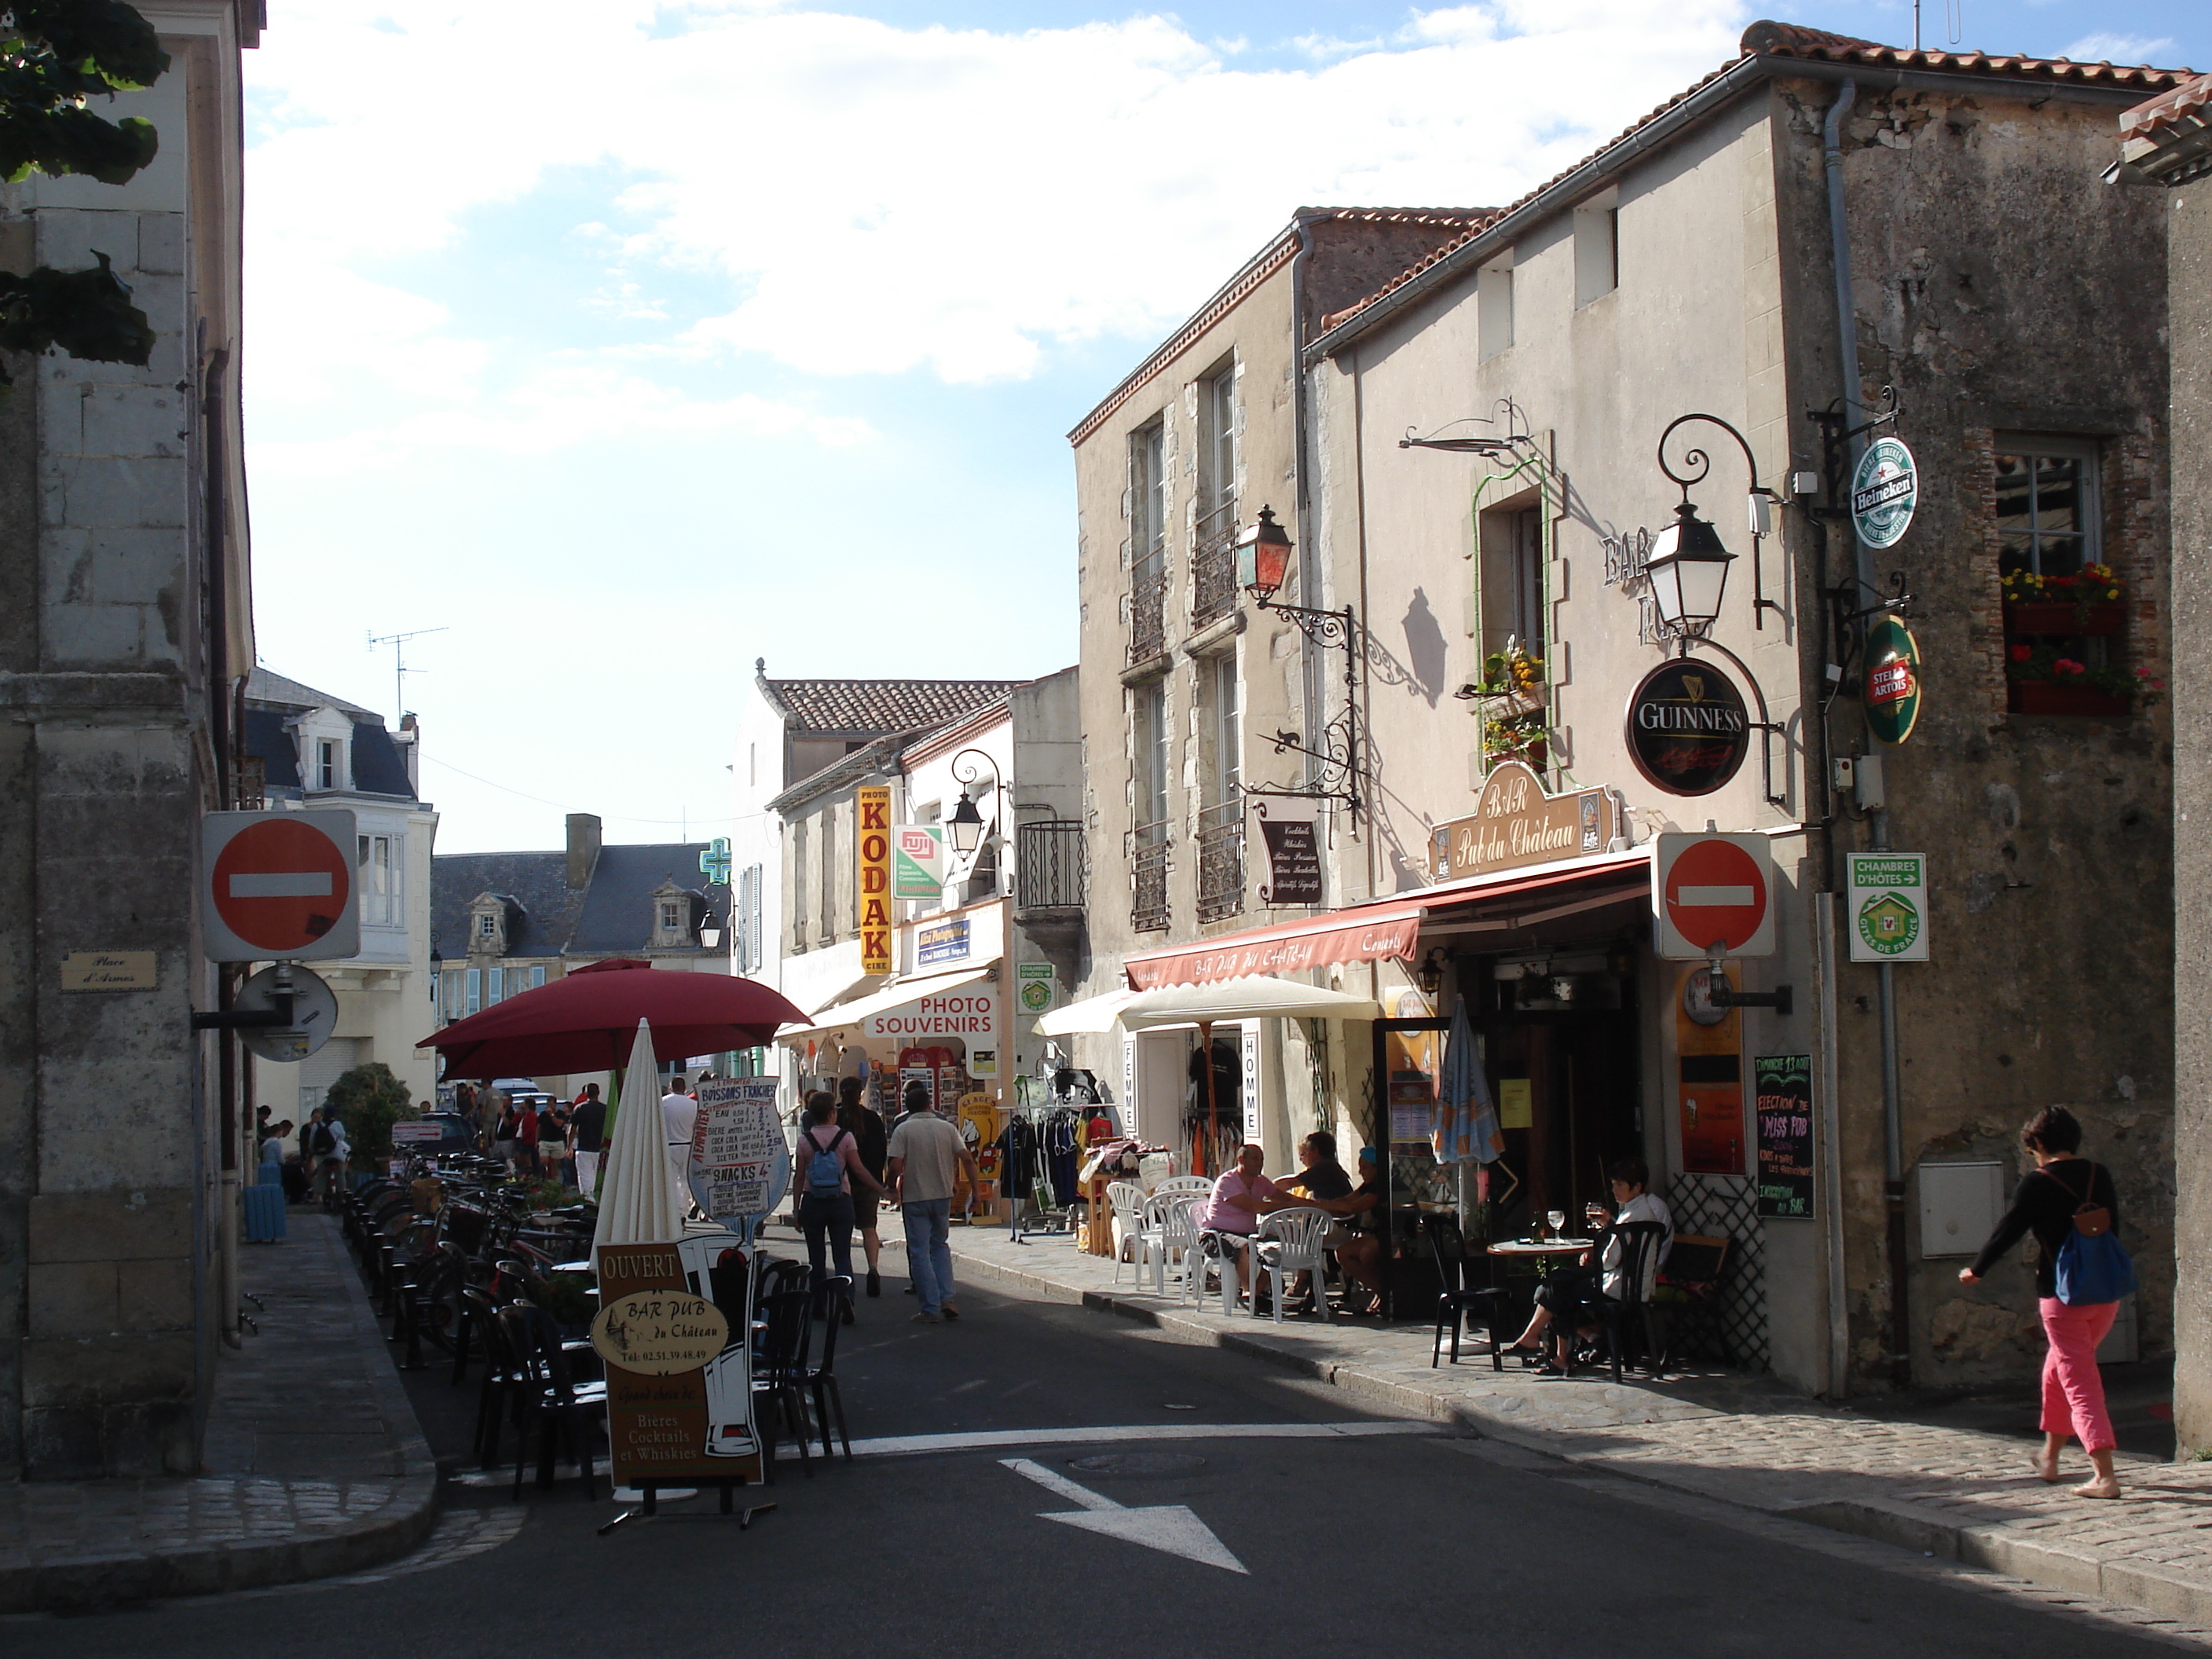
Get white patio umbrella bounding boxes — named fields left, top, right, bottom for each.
left=591, top=1018, right=684, bottom=1263
left=1033, top=987, right=1140, bottom=1036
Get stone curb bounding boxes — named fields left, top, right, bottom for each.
left=950, top=1243, right=2212, bottom=1629
left=0, top=1218, right=441, bottom=1615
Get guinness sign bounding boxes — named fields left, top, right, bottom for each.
left=1624, top=658, right=1751, bottom=797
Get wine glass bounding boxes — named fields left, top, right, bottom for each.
left=1546, top=1208, right=1566, bottom=1240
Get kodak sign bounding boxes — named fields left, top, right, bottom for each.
left=858, top=785, right=892, bottom=975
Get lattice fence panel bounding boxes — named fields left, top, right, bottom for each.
left=1666, top=1173, right=1769, bottom=1372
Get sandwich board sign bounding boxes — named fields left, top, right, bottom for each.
left=1848, top=853, right=1928, bottom=961
left=1652, top=831, right=1777, bottom=960
left=592, top=1238, right=761, bottom=1485
left=687, top=1077, right=789, bottom=1225
left=202, top=811, right=359, bottom=962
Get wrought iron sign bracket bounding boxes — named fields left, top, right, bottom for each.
left=1804, top=386, right=1904, bottom=520
left=1673, top=635, right=1791, bottom=813
left=1248, top=595, right=1364, bottom=829
left=1659, top=411, right=1783, bottom=632
left=1701, top=951, right=1795, bottom=1016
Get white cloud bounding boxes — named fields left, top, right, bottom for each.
left=245, top=2, right=1752, bottom=392
left=2060, top=32, right=2178, bottom=65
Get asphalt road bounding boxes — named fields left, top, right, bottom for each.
left=5, top=1251, right=2189, bottom=1658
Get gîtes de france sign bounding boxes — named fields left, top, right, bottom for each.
left=1432, top=760, right=1624, bottom=881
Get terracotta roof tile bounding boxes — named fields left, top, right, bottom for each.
left=766, top=679, right=1021, bottom=736
left=1318, top=20, right=2196, bottom=342
left=2122, top=71, right=2212, bottom=141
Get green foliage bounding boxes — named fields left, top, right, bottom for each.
left=0, top=2, right=167, bottom=390
left=2, top=1, right=168, bottom=185
left=325, top=1062, right=412, bottom=1163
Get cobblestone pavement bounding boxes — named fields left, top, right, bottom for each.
left=946, top=1223, right=2212, bottom=1632
left=0, top=1211, right=438, bottom=1613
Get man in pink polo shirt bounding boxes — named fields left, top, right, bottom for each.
left=1197, top=1143, right=1279, bottom=1306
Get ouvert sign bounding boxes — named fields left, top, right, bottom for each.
left=1430, top=760, right=1622, bottom=881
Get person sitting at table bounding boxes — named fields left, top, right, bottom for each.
left=1196, top=1142, right=1278, bottom=1306
left=1273, top=1130, right=1353, bottom=1203
left=1287, top=1144, right=1386, bottom=1314
left=1496, top=1157, right=1673, bottom=1365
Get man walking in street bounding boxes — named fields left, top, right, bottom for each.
left=886, top=1080, right=976, bottom=1323
left=839, top=1075, right=890, bottom=1297
left=309, top=1104, right=350, bottom=1205
left=570, top=1082, right=608, bottom=1196
left=662, top=1075, right=698, bottom=1214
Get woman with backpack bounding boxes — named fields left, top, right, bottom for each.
left=1961, top=1106, right=2134, bottom=1500
left=796, top=1090, right=886, bottom=1326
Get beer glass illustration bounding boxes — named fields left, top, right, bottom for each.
left=676, top=1230, right=756, bottom=1459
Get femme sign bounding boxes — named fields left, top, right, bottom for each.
left=857, top=786, right=892, bottom=976
left=1652, top=831, right=1776, bottom=959
left=1430, top=760, right=1621, bottom=881
left=202, top=811, right=359, bottom=961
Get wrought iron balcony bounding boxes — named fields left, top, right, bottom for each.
left=1129, top=547, right=1167, bottom=665
left=1192, top=498, right=1240, bottom=628
left=1016, top=819, right=1088, bottom=915
left=1130, top=823, right=1170, bottom=933
left=1195, top=798, right=1245, bottom=922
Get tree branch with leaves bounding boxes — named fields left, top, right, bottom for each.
left=0, top=0, right=170, bottom=390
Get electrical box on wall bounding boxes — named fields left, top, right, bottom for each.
left=1917, top=1160, right=2006, bottom=1258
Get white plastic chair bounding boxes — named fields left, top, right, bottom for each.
left=1253, top=1207, right=1335, bottom=1323
left=1105, top=1181, right=1151, bottom=1284
left=1155, top=1175, right=1214, bottom=1198
left=1146, top=1192, right=1202, bottom=1296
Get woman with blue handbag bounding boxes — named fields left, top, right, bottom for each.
left=1960, top=1107, right=2134, bottom=1500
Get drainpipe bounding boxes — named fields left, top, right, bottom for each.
left=1825, top=79, right=1912, bottom=1391
left=1288, top=213, right=1331, bottom=903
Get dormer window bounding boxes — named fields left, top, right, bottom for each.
left=660, top=901, right=682, bottom=932
left=316, top=738, right=341, bottom=789
left=478, top=914, right=496, bottom=939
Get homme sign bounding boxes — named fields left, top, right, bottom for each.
left=202, top=810, right=359, bottom=962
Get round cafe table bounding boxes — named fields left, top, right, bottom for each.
left=1486, top=1238, right=1594, bottom=1258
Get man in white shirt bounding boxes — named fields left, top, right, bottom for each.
left=662, top=1076, right=699, bottom=1211
left=1496, top=1156, right=1672, bottom=1364
left=886, top=1081, right=978, bottom=1323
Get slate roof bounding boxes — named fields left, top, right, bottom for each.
left=762, top=676, right=1022, bottom=737
left=243, top=667, right=419, bottom=802
left=1317, top=20, right=2196, bottom=342
left=431, top=842, right=729, bottom=961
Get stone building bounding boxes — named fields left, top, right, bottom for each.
left=2119, top=69, right=2212, bottom=1456
left=1068, top=22, right=2187, bottom=1397
left=429, top=814, right=731, bottom=1097
left=0, top=2, right=259, bottom=1477
left=241, top=670, right=439, bottom=1118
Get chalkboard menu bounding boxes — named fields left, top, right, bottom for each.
left=1754, top=1054, right=1814, bottom=1218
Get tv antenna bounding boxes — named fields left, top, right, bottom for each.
left=1911, top=0, right=1963, bottom=52
left=366, top=627, right=449, bottom=727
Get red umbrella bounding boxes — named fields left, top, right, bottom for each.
left=419, top=959, right=804, bottom=1079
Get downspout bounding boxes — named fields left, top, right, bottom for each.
left=1288, top=214, right=1331, bottom=903
left=1825, top=78, right=1911, bottom=1391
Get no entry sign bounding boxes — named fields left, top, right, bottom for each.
left=1652, top=831, right=1776, bottom=959
left=202, top=810, right=360, bottom=962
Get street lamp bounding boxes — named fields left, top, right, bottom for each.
left=947, top=749, right=1001, bottom=855
left=1230, top=505, right=1366, bottom=826
left=1643, top=500, right=1735, bottom=633
left=1234, top=504, right=1295, bottom=601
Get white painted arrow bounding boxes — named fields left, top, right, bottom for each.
left=1001, top=1457, right=1247, bottom=1574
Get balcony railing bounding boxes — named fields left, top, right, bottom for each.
left=1192, top=497, right=1239, bottom=628
left=1131, top=823, right=1170, bottom=933
left=1129, top=546, right=1167, bottom=665
left=1196, top=798, right=1245, bottom=922
left=1016, top=819, right=1088, bottom=914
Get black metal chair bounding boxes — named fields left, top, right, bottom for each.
left=753, top=1287, right=816, bottom=1483
left=1650, top=1232, right=1732, bottom=1368
left=1422, top=1213, right=1516, bottom=1368
left=499, top=1304, right=607, bottom=1501
left=804, top=1274, right=854, bottom=1459
left=1567, top=1221, right=1669, bottom=1382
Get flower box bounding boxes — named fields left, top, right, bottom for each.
left=1481, top=687, right=1547, bottom=717
left=2004, top=600, right=2126, bottom=639
left=2011, top=681, right=2130, bottom=717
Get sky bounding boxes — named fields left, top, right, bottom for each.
left=237, top=0, right=2209, bottom=854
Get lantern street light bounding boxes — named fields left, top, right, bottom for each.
left=1232, top=505, right=1365, bottom=826
left=946, top=749, right=1000, bottom=855
left=1643, top=500, right=1736, bottom=634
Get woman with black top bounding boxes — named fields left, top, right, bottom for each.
left=1959, top=1107, right=2125, bottom=1500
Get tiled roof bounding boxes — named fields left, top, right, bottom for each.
left=245, top=667, right=378, bottom=718
left=2123, top=71, right=2212, bottom=140
left=1317, top=20, right=2196, bottom=341
left=765, top=678, right=1023, bottom=736
left=1068, top=207, right=1491, bottom=447
left=2120, top=71, right=2212, bottom=185
left=243, top=668, right=419, bottom=802
left=568, top=843, right=728, bottom=954
left=431, top=842, right=728, bottom=960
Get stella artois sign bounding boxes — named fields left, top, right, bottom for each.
left=1431, top=760, right=1623, bottom=881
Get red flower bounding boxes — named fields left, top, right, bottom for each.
left=2055, top=658, right=2085, bottom=676
left=2009, top=644, right=2032, bottom=662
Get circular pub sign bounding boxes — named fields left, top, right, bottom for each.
left=1862, top=613, right=1922, bottom=745
left=590, top=1291, right=731, bottom=1375
left=1851, top=436, right=1918, bottom=549
left=1624, top=658, right=1752, bottom=797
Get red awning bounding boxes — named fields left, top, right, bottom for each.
left=1121, top=846, right=1651, bottom=990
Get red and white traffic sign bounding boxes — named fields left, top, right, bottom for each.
left=202, top=810, right=360, bottom=962
left=1651, top=831, right=1775, bottom=960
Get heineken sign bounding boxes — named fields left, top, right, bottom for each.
left=1847, top=852, right=1928, bottom=962
left=1851, top=437, right=1918, bottom=549
left=1863, top=613, right=1922, bottom=745
left=1624, top=658, right=1752, bottom=797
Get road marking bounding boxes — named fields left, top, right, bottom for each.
left=1002, top=1457, right=1248, bottom=1574
left=845, top=1419, right=1431, bottom=1459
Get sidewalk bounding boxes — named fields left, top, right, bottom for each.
left=946, top=1223, right=2212, bottom=1629
left=0, top=1211, right=438, bottom=1613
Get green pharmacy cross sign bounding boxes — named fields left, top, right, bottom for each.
left=699, top=837, right=734, bottom=885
